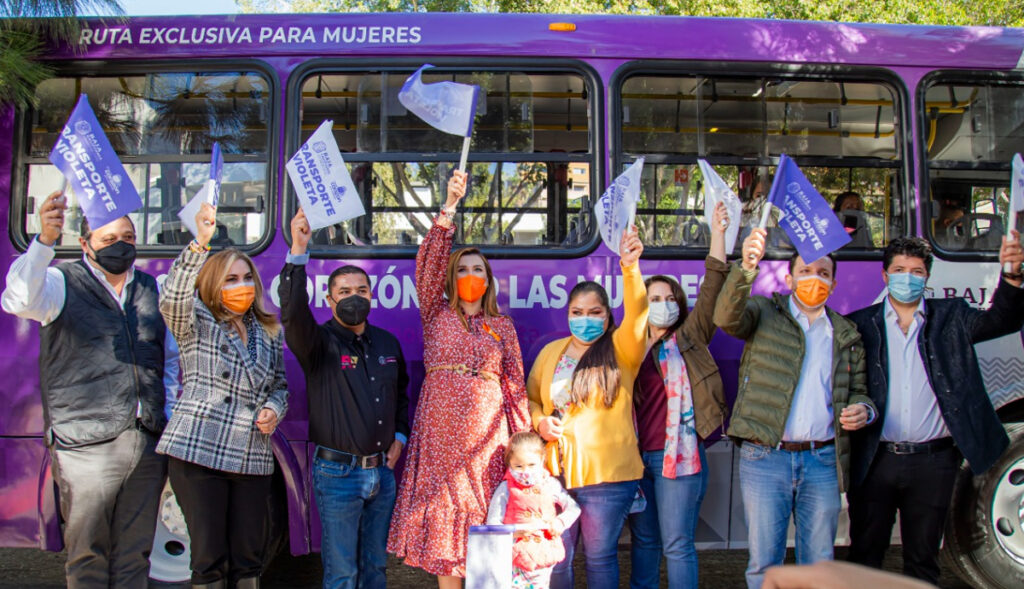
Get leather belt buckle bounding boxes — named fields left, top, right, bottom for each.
left=889, top=442, right=915, bottom=455
left=359, top=454, right=381, bottom=469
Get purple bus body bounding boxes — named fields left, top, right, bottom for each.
left=2, top=13, right=1022, bottom=556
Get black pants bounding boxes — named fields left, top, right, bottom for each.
left=847, top=445, right=960, bottom=584
left=168, top=457, right=272, bottom=585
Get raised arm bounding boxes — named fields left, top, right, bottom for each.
left=278, top=208, right=326, bottom=365
left=713, top=229, right=765, bottom=341
left=1, top=191, right=69, bottom=324
left=966, top=233, right=1024, bottom=343
left=612, top=226, right=649, bottom=374
left=160, top=203, right=216, bottom=341
left=684, top=202, right=731, bottom=346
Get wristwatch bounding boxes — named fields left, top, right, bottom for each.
left=439, top=203, right=457, bottom=217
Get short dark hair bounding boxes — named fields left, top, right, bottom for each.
left=79, top=215, right=135, bottom=241
left=788, top=251, right=838, bottom=280
left=833, top=191, right=862, bottom=213
left=883, top=237, right=933, bottom=273
left=328, top=265, right=370, bottom=291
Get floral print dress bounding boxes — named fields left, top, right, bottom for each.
left=387, top=220, right=530, bottom=577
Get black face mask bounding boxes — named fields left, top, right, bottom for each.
left=88, top=240, right=136, bottom=275
left=335, top=295, right=371, bottom=326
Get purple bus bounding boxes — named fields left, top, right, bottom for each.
left=1, top=12, right=1023, bottom=587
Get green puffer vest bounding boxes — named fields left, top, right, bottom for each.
left=713, top=264, right=872, bottom=493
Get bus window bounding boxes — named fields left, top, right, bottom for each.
left=616, top=71, right=907, bottom=257
left=923, top=78, right=1024, bottom=255
left=294, top=67, right=595, bottom=254
left=18, top=69, right=274, bottom=251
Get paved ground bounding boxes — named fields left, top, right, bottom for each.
left=0, top=546, right=973, bottom=588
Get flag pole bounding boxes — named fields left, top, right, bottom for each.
left=458, top=136, right=471, bottom=173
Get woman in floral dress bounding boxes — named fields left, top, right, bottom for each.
left=388, top=170, right=530, bottom=588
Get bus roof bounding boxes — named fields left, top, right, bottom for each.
left=58, top=13, right=1024, bottom=70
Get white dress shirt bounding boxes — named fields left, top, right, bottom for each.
left=782, top=296, right=836, bottom=442
left=881, top=297, right=949, bottom=443
left=1, top=238, right=180, bottom=419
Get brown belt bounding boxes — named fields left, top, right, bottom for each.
left=426, top=364, right=499, bottom=383
left=748, top=438, right=835, bottom=452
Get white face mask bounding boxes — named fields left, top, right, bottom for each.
left=648, top=301, right=680, bottom=328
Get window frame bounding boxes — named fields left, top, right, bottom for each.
left=10, top=59, right=281, bottom=257
left=610, top=60, right=914, bottom=261
left=284, top=57, right=603, bottom=259
left=917, top=69, right=1024, bottom=262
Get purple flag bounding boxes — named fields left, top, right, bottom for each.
left=208, top=142, right=224, bottom=206
left=398, top=64, right=480, bottom=137
left=767, top=154, right=851, bottom=263
left=48, top=94, right=142, bottom=229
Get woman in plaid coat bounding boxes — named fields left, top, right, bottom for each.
left=157, top=203, right=288, bottom=589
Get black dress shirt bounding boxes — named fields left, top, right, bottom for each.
left=279, top=262, right=410, bottom=456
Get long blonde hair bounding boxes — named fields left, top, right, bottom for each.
left=196, top=248, right=280, bottom=337
left=444, top=247, right=500, bottom=331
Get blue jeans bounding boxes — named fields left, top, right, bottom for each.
left=551, top=479, right=638, bottom=589
left=313, top=451, right=396, bottom=589
left=628, top=444, right=708, bottom=589
left=739, top=442, right=841, bottom=589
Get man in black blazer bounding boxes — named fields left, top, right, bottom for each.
left=845, top=236, right=1024, bottom=583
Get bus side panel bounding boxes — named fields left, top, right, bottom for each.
left=271, top=436, right=311, bottom=556
left=0, top=437, right=51, bottom=548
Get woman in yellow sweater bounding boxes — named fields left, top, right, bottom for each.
left=527, top=226, right=648, bottom=589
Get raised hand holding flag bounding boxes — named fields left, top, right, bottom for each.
left=698, top=159, right=742, bottom=253
left=177, top=142, right=227, bottom=239
left=594, top=158, right=645, bottom=256
left=398, top=64, right=480, bottom=172
left=761, top=154, right=851, bottom=264
left=48, top=94, right=142, bottom=230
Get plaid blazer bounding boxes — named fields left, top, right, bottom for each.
left=156, top=247, right=288, bottom=476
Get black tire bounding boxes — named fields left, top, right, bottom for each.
left=943, top=423, right=1024, bottom=589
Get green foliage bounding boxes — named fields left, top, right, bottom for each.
left=236, top=0, right=1024, bottom=26
left=0, top=0, right=125, bottom=109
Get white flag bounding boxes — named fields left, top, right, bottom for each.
left=698, top=159, right=742, bottom=253
left=594, top=157, right=645, bottom=255
left=1011, top=153, right=1024, bottom=214
left=286, top=120, right=365, bottom=231
left=177, top=181, right=213, bottom=239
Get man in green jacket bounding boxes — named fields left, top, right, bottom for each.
left=714, top=228, right=876, bottom=589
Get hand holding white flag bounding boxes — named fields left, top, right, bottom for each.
left=698, top=160, right=742, bottom=253
left=594, top=158, right=645, bottom=255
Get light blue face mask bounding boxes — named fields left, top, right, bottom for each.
left=887, top=272, right=927, bottom=303
left=569, top=316, right=606, bottom=344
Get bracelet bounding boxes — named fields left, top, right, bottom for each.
left=1001, top=271, right=1023, bottom=281
left=189, top=239, right=211, bottom=253
left=439, top=203, right=457, bottom=217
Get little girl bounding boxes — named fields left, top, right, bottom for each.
left=487, top=431, right=580, bottom=589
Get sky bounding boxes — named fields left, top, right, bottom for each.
left=119, top=0, right=241, bottom=15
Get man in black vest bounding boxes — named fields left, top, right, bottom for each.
left=846, top=236, right=1024, bottom=583
left=278, top=209, right=409, bottom=589
left=1, top=190, right=177, bottom=589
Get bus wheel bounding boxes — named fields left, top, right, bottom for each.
left=148, top=480, right=192, bottom=583
left=943, top=423, right=1024, bottom=588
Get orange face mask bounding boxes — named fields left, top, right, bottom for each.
left=457, top=275, right=488, bottom=303
left=793, top=276, right=832, bottom=309
left=222, top=282, right=256, bottom=315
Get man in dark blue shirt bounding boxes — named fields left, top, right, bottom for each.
left=279, top=209, right=410, bottom=589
